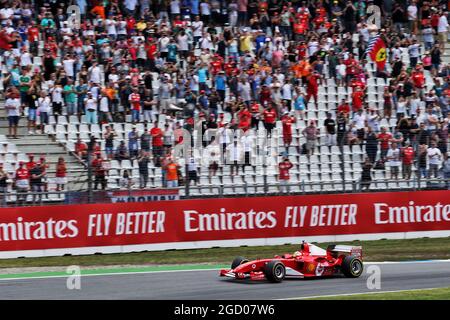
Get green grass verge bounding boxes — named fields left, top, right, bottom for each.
left=310, top=287, right=450, bottom=300
left=1, top=237, right=450, bottom=269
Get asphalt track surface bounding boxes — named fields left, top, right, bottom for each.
left=0, top=261, right=449, bottom=299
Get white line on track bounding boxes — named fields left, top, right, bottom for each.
left=281, top=287, right=445, bottom=300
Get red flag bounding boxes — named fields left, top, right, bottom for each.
left=369, top=37, right=387, bottom=71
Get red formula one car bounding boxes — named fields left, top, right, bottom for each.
left=220, top=242, right=363, bottom=283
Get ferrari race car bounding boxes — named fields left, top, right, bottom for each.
left=220, top=242, right=363, bottom=283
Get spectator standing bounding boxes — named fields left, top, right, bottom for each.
left=165, top=158, right=180, bottom=188
left=378, top=127, right=392, bottom=160
left=438, top=10, right=449, bottom=53
left=29, top=162, right=44, bottom=203
left=387, top=142, right=401, bottom=180
left=55, top=157, right=67, bottom=193
left=128, top=126, right=139, bottom=159
left=278, top=157, right=293, bottom=194
left=427, top=141, right=442, bottom=178
left=302, top=120, right=320, bottom=156
left=103, top=125, right=116, bottom=160
left=5, top=92, right=21, bottom=139
left=360, top=157, right=373, bottom=191
left=401, top=142, right=415, bottom=180
left=417, top=144, right=428, bottom=178
left=84, top=91, right=98, bottom=124
left=281, top=111, right=296, bottom=152
left=187, top=154, right=199, bottom=186
left=92, top=153, right=107, bottom=190
left=150, top=123, right=164, bottom=166
left=15, top=161, right=29, bottom=205
left=137, top=150, right=150, bottom=189
left=323, top=113, right=336, bottom=146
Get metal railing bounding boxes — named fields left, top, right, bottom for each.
left=1, top=176, right=449, bottom=207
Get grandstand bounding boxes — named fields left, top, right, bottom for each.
left=0, top=1, right=449, bottom=206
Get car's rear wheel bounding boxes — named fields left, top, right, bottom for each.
left=231, top=256, right=249, bottom=269
left=264, top=261, right=286, bottom=283
left=341, top=255, right=364, bottom=278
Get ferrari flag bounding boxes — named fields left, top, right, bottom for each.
left=366, top=35, right=387, bottom=71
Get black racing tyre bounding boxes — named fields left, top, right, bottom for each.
left=341, top=255, right=364, bottom=278
left=231, top=256, right=249, bottom=269
left=264, top=261, right=286, bottom=283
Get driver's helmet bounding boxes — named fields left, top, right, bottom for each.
left=293, top=251, right=302, bottom=258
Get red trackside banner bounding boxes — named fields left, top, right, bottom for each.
left=0, top=190, right=450, bottom=252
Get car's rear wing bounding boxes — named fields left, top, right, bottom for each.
left=327, top=245, right=363, bottom=259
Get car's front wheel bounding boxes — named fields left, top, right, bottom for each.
left=264, top=261, right=286, bottom=283
left=231, top=256, right=249, bottom=269
left=341, top=256, right=364, bottom=278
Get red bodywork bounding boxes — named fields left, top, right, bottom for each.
left=220, top=243, right=363, bottom=281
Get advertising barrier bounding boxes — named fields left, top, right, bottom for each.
left=0, top=190, right=450, bottom=258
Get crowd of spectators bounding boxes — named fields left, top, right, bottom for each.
left=1, top=0, right=450, bottom=194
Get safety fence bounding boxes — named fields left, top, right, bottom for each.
left=1, top=177, right=449, bottom=207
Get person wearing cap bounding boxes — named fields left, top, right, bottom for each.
left=278, top=157, right=293, bottom=194
left=281, top=111, right=296, bottom=151
left=15, top=161, right=30, bottom=205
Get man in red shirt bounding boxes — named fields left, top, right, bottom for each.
left=210, top=54, right=223, bottom=76
left=150, top=122, right=164, bottom=166
left=92, top=153, right=107, bottom=190
left=411, top=65, right=425, bottom=95
left=281, top=112, right=296, bottom=151
left=278, top=157, right=294, bottom=193
left=378, top=127, right=393, bottom=160
left=401, top=141, right=415, bottom=180
left=15, top=161, right=30, bottom=204
left=26, top=154, right=37, bottom=170
left=75, top=138, right=88, bottom=160
left=238, top=105, right=252, bottom=131
left=128, top=88, right=141, bottom=123
left=263, top=105, right=277, bottom=137
left=145, top=39, right=157, bottom=71
left=250, top=100, right=261, bottom=129
left=337, top=99, right=351, bottom=118
left=306, top=71, right=321, bottom=108
left=351, top=86, right=365, bottom=112
left=27, top=21, right=40, bottom=55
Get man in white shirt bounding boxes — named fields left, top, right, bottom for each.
left=88, top=61, right=101, bottom=84
left=226, top=139, right=243, bottom=176
left=5, top=95, right=21, bottom=138
left=191, top=15, right=204, bottom=45
left=84, top=92, right=98, bottom=124
left=427, top=141, right=442, bottom=178
left=407, top=1, right=418, bottom=34
left=20, top=48, right=33, bottom=67
left=438, top=10, right=449, bottom=52
left=386, top=142, right=401, bottom=180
